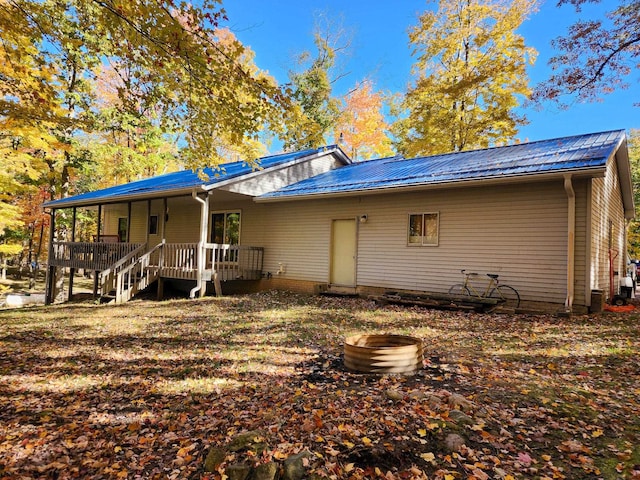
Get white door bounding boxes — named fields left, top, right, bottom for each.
left=330, top=219, right=357, bottom=286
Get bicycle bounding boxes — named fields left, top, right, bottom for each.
left=448, top=269, right=520, bottom=308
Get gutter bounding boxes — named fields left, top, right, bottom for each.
left=564, top=174, right=576, bottom=310
left=42, top=188, right=200, bottom=210
left=189, top=189, right=209, bottom=299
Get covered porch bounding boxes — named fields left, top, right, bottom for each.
left=44, top=188, right=264, bottom=305
left=47, top=240, right=264, bottom=304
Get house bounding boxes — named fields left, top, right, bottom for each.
left=43, top=130, right=634, bottom=313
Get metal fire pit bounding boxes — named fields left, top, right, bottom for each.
left=344, top=334, right=423, bottom=374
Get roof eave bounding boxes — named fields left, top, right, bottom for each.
left=613, top=137, right=635, bottom=219
left=42, top=186, right=200, bottom=210
left=254, top=166, right=607, bottom=203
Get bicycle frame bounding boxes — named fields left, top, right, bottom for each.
left=461, top=270, right=497, bottom=299
left=449, top=269, right=520, bottom=309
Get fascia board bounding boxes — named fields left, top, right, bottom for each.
left=613, top=137, right=635, bottom=219
left=42, top=187, right=198, bottom=210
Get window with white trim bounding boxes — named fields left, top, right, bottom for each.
left=211, top=211, right=241, bottom=245
left=408, top=213, right=439, bottom=246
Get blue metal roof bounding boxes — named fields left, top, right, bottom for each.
left=259, top=130, right=626, bottom=200
left=44, top=147, right=334, bottom=208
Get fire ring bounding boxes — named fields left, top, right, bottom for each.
left=344, top=334, right=423, bottom=374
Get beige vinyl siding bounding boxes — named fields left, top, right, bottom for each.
left=128, top=202, right=148, bottom=243
left=103, top=196, right=202, bottom=244
left=103, top=204, right=128, bottom=238
left=164, top=196, right=201, bottom=243
left=147, top=199, right=165, bottom=246
left=590, top=154, right=626, bottom=299
left=254, top=200, right=332, bottom=280
left=573, top=178, right=589, bottom=307
left=254, top=180, right=570, bottom=305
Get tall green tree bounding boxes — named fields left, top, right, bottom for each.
left=283, top=24, right=347, bottom=150
left=627, top=130, right=640, bottom=259
left=394, top=0, right=538, bottom=157
left=532, top=0, right=640, bottom=107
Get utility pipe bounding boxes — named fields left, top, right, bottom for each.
left=564, top=175, right=576, bottom=310
left=189, top=189, right=209, bottom=298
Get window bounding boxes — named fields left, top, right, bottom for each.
left=149, top=215, right=158, bottom=235
left=408, top=213, right=439, bottom=246
left=117, top=218, right=128, bottom=242
left=211, top=212, right=241, bottom=244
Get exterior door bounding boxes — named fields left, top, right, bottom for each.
left=330, top=219, right=357, bottom=286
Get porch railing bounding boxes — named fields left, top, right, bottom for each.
left=49, top=241, right=264, bottom=302
left=99, top=243, right=148, bottom=300
left=206, top=243, right=264, bottom=281
left=152, top=242, right=264, bottom=281
left=51, top=242, right=144, bottom=271
left=159, top=243, right=199, bottom=279
left=110, top=243, right=164, bottom=304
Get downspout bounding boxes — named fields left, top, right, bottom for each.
left=564, top=174, right=576, bottom=310
left=189, top=189, right=209, bottom=299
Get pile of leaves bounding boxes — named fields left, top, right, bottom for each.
left=0, top=291, right=639, bottom=479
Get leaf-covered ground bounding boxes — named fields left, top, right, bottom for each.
left=0, top=292, right=639, bottom=479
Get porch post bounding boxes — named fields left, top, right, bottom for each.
left=96, top=205, right=102, bottom=240
left=68, top=207, right=77, bottom=301
left=71, top=207, right=77, bottom=242
left=157, top=198, right=168, bottom=301
left=200, top=193, right=210, bottom=297
left=93, top=205, right=102, bottom=298
left=157, top=239, right=165, bottom=301
left=146, top=199, right=151, bottom=245
left=44, top=209, right=56, bottom=305
left=127, top=202, right=132, bottom=242
left=162, top=197, right=168, bottom=242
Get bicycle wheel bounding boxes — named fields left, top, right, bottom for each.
left=448, top=284, right=471, bottom=297
left=489, top=285, right=520, bottom=308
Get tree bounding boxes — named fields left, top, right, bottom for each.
left=532, top=0, right=640, bottom=107
left=394, top=0, right=537, bottom=157
left=334, top=80, right=394, bottom=161
left=1, top=0, right=290, bottom=244
left=0, top=0, right=63, bottom=232
left=626, top=130, right=640, bottom=259
left=1, top=0, right=288, bottom=173
left=283, top=21, right=348, bottom=150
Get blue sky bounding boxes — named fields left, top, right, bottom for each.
left=222, top=0, right=638, bottom=149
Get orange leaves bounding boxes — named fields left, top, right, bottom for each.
left=334, top=79, right=394, bottom=161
